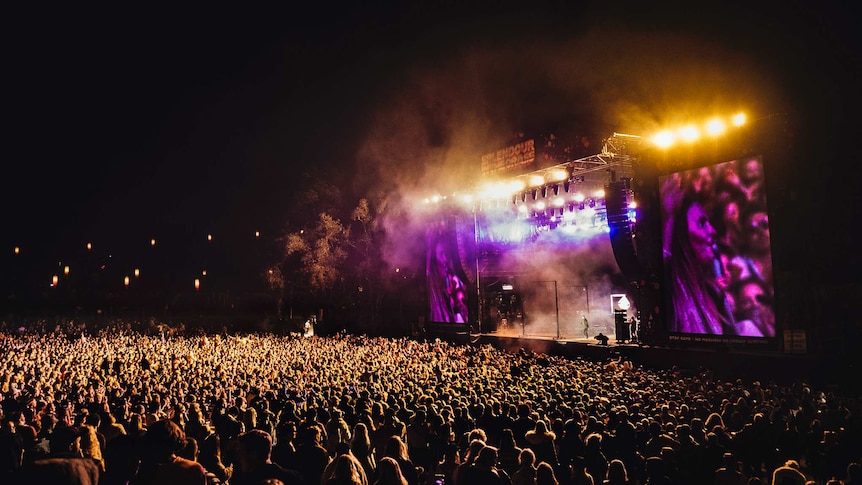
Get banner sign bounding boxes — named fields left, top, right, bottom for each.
left=481, top=139, right=536, bottom=176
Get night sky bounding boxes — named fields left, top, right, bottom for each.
left=4, top=2, right=861, bottom=298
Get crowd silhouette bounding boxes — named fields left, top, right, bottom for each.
left=0, top=318, right=860, bottom=484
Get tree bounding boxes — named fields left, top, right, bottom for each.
left=348, top=196, right=389, bottom=331
left=268, top=174, right=424, bottom=334
left=347, top=193, right=427, bottom=335
left=265, top=175, right=347, bottom=323
left=284, top=212, right=349, bottom=298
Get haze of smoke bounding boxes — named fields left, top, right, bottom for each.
left=357, top=21, right=776, bottom=300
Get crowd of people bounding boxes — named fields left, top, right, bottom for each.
left=0, top=319, right=860, bottom=485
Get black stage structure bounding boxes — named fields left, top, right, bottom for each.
left=421, top=116, right=857, bottom=389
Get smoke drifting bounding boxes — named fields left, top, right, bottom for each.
left=354, top=23, right=776, bottom=197
left=489, top=230, right=629, bottom=339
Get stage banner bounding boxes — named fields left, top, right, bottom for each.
left=481, top=139, right=536, bottom=177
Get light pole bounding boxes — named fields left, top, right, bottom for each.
left=554, top=280, right=560, bottom=339
left=473, top=206, right=482, bottom=335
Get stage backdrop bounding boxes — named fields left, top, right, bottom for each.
left=425, top=186, right=633, bottom=340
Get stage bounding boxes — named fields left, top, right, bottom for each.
left=424, top=325, right=835, bottom=388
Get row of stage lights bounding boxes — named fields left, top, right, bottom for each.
left=424, top=173, right=634, bottom=233
left=424, top=112, right=748, bottom=208
left=425, top=172, right=593, bottom=209
left=648, top=112, right=747, bottom=149
left=425, top=176, right=616, bottom=222
left=10, top=230, right=263, bottom=290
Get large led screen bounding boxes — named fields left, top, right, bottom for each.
left=425, top=218, right=473, bottom=325
left=659, top=156, right=775, bottom=338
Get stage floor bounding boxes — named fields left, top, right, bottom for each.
left=480, top=325, right=638, bottom=347
left=426, top=326, right=827, bottom=387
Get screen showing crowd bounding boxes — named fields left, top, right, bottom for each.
left=659, top=156, right=775, bottom=338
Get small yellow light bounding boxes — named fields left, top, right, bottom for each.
left=194, top=278, right=201, bottom=290
left=151, top=238, right=156, bottom=246
left=124, top=276, right=130, bottom=286
left=52, top=275, right=59, bottom=286
left=678, top=125, right=700, bottom=142
left=14, top=246, right=20, bottom=254
left=64, top=265, right=70, bottom=275
left=134, top=268, right=140, bottom=277
left=732, top=113, right=746, bottom=126
left=255, top=231, right=260, bottom=238
left=201, top=270, right=207, bottom=276
left=652, top=130, right=675, bottom=149
left=705, top=118, right=726, bottom=136
left=207, top=234, right=213, bottom=241
left=87, top=242, right=92, bottom=251
left=548, top=170, right=568, bottom=182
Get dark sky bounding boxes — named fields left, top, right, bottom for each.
left=4, top=1, right=861, bottom=289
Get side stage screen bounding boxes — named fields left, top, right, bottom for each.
left=659, top=157, right=775, bottom=339
left=425, top=218, right=474, bottom=325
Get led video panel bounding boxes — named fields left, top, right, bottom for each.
left=659, top=157, right=775, bottom=338
left=425, top=217, right=473, bottom=325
